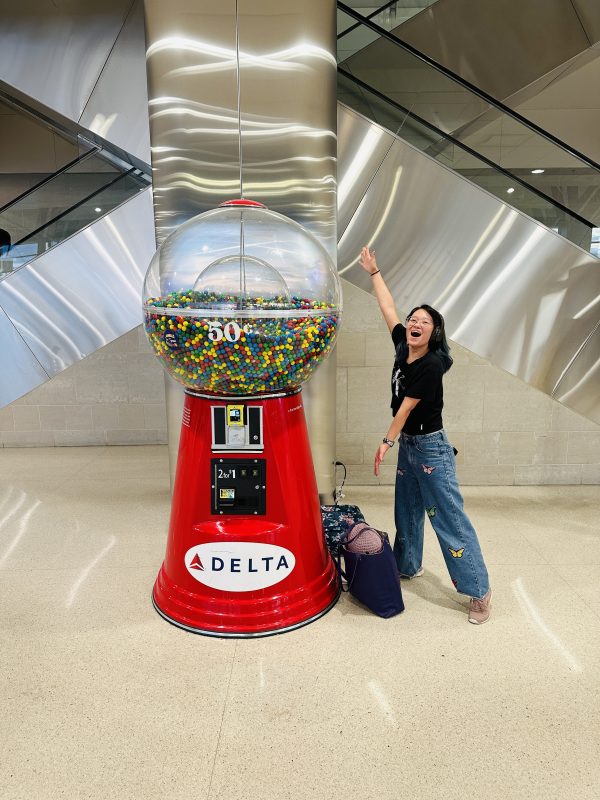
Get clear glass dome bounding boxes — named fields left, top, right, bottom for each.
left=143, top=201, right=341, bottom=395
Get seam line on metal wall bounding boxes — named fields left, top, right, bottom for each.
left=78, top=0, right=139, bottom=126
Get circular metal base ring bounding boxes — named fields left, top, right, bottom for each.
left=151, top=587, right=340, bottom=639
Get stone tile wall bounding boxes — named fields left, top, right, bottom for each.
left=0, top=327, right=168, bottom=447
left=1, top=279, right=599, bottom=486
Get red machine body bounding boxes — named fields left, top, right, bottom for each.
left=153, top=390, right=339, bottom=636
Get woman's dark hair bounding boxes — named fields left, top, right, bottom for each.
left=398, top=304, right=453, bottom=372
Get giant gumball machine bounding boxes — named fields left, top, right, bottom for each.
left=143, top=200, right=342, bottom=636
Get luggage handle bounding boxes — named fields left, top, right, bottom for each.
left=334, top=548, right=361, bottom=593
left=333, top=460, right=347, bottom=504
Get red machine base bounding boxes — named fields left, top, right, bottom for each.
left=152, top=391, right=339, bottom=637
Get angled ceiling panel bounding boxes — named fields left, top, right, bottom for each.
left=571, top=0, right=600, bottom=43
left=0, top=0, right=132, bottom=122
left=390, top=0, right=597, bottom=101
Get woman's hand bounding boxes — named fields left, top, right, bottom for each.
left=359, top=246, right=378, bottom=275
left=374, top=443, right=390, bottom=476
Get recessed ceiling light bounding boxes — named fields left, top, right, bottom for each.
left=95, top=207, right=102, bottom=213
left=531, top=169, right=545, bottom=174
left=507, top=187, right=515, bottom=194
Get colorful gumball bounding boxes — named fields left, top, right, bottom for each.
left=144, top=290, right=339, bottom=395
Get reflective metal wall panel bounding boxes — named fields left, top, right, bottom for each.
left=144, top=0, right=338, bottom=496
left=0, top=189, right=155, bottom=380
left=0, top=306, right=49, bottom=406
left=553, top=323, right=600, bottom=420
left=80, top=0, right=151, bottom=164
left=337, top=104, right=600, bottom=424
left=0, top=0, right=132, bottom=123
left=236, top=0, right=338, bottom=255
left=144, top=0, right=241, bottom=242
left=337, top=107, right=394, bottom=238
left=144, top=0, right=337, bottom=251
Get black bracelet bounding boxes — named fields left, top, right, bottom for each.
left=370, top=269, right=380, bottom=276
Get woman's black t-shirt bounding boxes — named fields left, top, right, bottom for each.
left=391, top=323, right=444, bottom=435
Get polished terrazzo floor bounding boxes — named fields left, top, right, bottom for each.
left=1, top=445, right=599, bottom=800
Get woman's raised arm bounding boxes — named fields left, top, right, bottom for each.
left=359, top=246, right=401, bottom=333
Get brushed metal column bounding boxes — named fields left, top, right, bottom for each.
left=143, top=0, right=338, bottom=498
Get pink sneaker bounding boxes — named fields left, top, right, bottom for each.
left=468, top=589, right=492, bottom=625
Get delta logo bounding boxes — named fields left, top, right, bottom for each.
left=184, top=542, right=296, bottom=592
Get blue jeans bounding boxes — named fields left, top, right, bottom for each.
left=393, top=429, right=490, bottom=600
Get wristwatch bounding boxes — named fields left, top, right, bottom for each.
left=382, top=437, right=395, bottom=447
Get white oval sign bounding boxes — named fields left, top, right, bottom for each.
left=185, top=542, right=296, bottom=592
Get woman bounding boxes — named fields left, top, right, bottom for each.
left=359, top=246, right=491, bottom=624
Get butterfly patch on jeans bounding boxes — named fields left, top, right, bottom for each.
left=421, top=464, right=436, bottom=474
left=448, top=547, right=465, bottom=558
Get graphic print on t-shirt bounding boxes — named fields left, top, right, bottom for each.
left=392, top=366, right=405, bottom=398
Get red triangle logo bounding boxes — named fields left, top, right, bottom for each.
left=189, top=554, right=204, bottom=571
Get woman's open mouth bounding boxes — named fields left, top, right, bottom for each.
left=410, top=330, right=422, bottom=338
